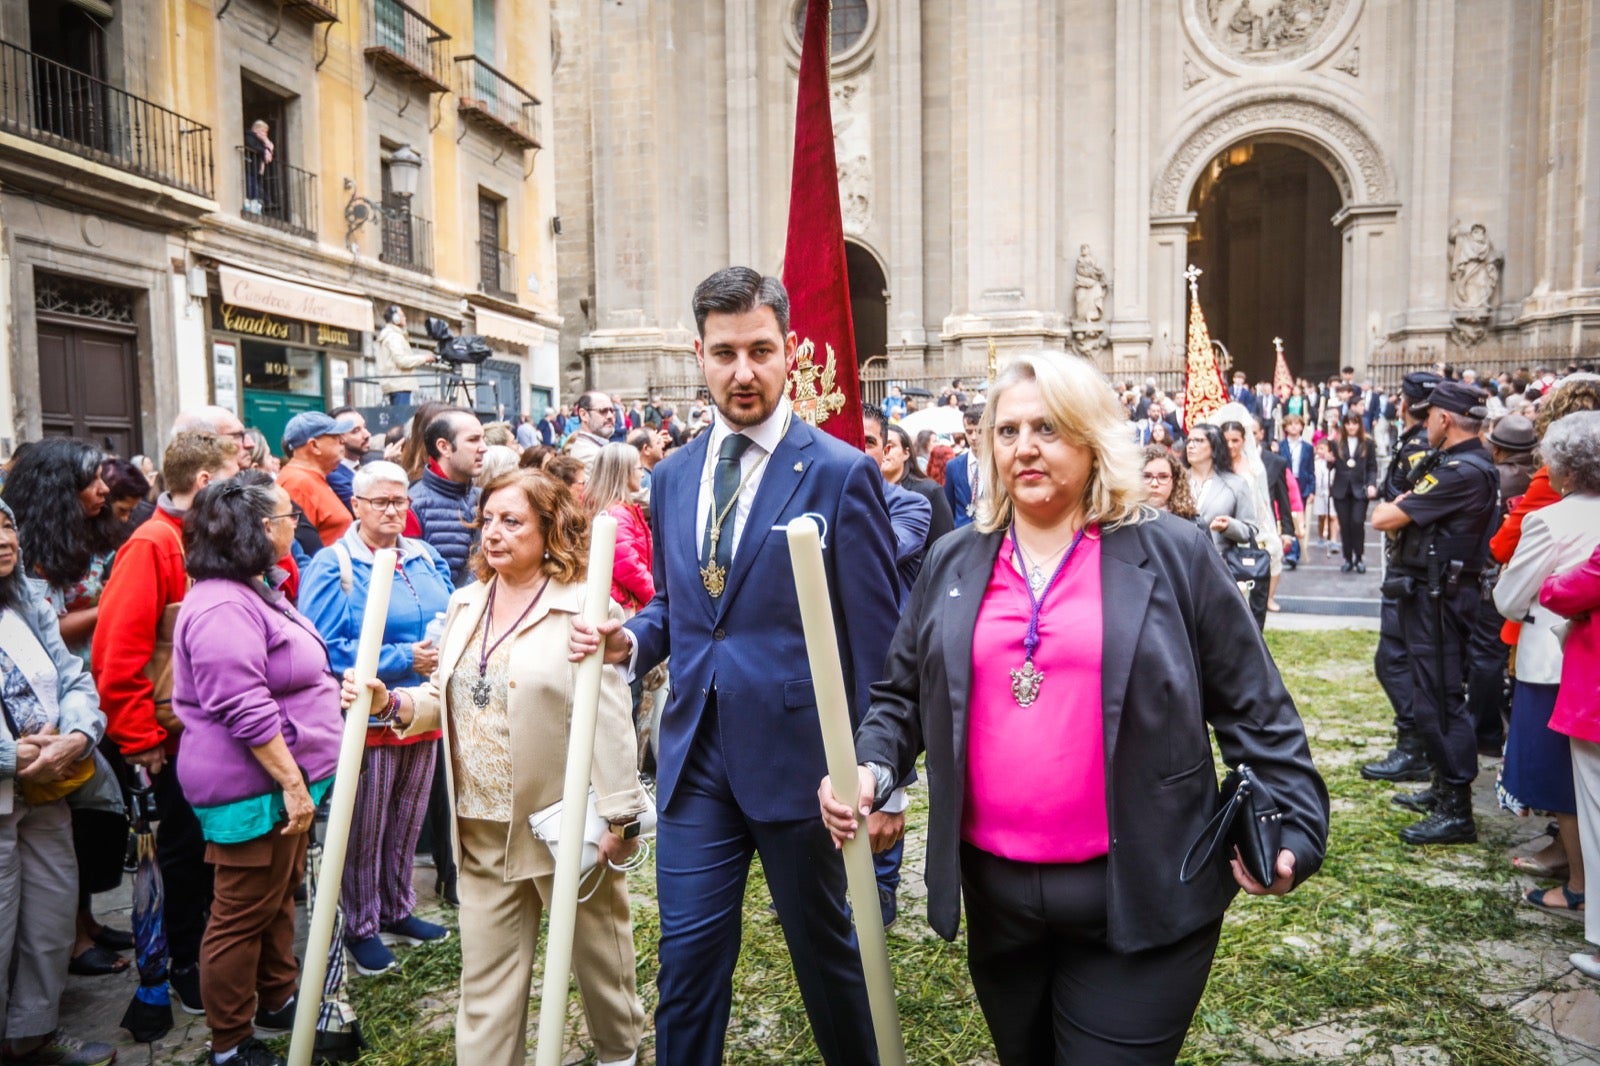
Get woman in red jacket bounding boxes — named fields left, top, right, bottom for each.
left=587, top=443, right=654, bottom=614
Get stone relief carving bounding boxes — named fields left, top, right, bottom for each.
left=1448, top=219, right=1503, bottom=346
left=1183, top=56, right=1209, bottom=90
left=1196, top=0, right=1349, bottom=65
left=1333, top=42, right=1360, bottom=76
left=831, top=77, right=872, bottom=235
left=1151, top=91, right=1394, bottom=215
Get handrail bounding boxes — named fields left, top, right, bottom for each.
left=238, top=144, right=318, bottom=238
left=453, top=54, right=540, bottom=149
left=0, top=38, right=214, bottom=197
left=367, top=0, right=450, bottom=89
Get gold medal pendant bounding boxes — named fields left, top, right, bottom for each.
left=701, top=561, right=727, bottom=598
left=1010, top=659, right=1043, bottom=708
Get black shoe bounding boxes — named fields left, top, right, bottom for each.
left=1399, top=786, right=1478, bottom=845
left=212, top=1036, right=285, bottom=1066
left=1392, top=781, right=1440, bottom=812
left=313, top=1022, right=369, bottom=1065
left=1355, top=560, right=1367, bottom=574
left=878, top=887, right=898, bottom=930
left=254, top=994, right=296, bottom=1036
left=1340, top=561, right=1354, bottom=573
left=170, top=962, right=204, bottom=1015
left=1361, top=742, right=1432, bottom=782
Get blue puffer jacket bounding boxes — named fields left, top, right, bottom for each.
left=408, top=468, right=480, bottom=587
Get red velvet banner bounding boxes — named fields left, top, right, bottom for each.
left=781, top=0, right=866, bottom=450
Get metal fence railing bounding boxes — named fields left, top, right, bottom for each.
left=366, top=0, right=450, bottom=91
left=0, top=38, right=214, bottom=197
left=454, top=55, right=540, bottom=149
left=477, top=240, right=516, bottom=300
left=238, top=144, right=318, bottom=239
left=1367, top=340, right=1600, bottom=395
left=380, top=209, right=433, bottom=273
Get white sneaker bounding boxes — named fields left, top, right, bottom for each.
left=1570, top=952, right=1600, bottom=980
left=597, top=1055, right=638, bottom=1066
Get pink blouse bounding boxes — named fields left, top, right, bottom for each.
left=961, top=530, right=1107, bottom=864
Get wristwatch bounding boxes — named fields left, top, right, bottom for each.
left=608, top=819, right=641, bottom=841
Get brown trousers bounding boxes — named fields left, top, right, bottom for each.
left=201, top=830, right=307, bottom=1052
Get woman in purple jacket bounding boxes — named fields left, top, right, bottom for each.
left=172, top=472, right=343, bottom=1066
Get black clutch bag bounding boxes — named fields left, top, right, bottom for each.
left=1178, top=764, right=1283, bottom=887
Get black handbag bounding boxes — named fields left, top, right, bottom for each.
left=1222, top=535, right=1271, bottom=620
left=1178, top=764, right=1283, bottom=887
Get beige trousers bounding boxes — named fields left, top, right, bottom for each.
left=455, top=817, right=643, bottom=1066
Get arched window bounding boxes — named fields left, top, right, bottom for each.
left=794, top=0, right=870, bottom=56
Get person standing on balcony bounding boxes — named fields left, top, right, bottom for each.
left=375, top=307, right=434, bottom=407
left=243, top=119, right=273, bottom=215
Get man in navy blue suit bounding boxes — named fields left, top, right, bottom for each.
left=573, top=267, right=898, bottom=1065
left=943, top=403, right=984, bottom=527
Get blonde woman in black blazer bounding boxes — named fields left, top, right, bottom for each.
left=820, top=354, right=1328, bottom=1065
left=1329, top=412, right=1379, bottom=572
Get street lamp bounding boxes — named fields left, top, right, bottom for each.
left=344, top=144, right=424, bottom=244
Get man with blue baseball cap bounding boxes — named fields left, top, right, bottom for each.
left=278, top=411, right=357, bottom=549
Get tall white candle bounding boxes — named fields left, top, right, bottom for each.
left=289, top=548, right=396, bottom=1066
left=786, top=516, right=907, bottom=1066
left=534, top=514, right=619, bottom=1066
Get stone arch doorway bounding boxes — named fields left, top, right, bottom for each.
left=845, top=240, right=888, bottom=364
left=1186, top=141, right=1344, bottom=385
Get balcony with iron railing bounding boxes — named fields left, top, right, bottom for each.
left=365, top=0, right=449, bottom=93
left=0, top=39, right=213, bottom=198
left=238, top=145, right=318, bottom=239
left=380, top=208, right=433, bottom=274
left=454, top=56, right=540, bottom=151
left=282, top=0, right=340, bottom=24
left=477, top=240, right=516, bottom=301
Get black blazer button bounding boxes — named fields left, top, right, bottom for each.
left=713, top=627, right=727, bottom=641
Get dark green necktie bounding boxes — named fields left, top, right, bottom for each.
left=702, top=433, right=754, bottom=591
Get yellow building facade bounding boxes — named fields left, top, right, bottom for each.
left=0, top=0, right=559, bottom=457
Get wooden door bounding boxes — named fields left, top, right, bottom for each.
left=36, top=319, right=141, bottom=456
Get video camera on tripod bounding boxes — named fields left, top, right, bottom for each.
left=424, top=316, right=494, bottom=366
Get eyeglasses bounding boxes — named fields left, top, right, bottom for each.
left=1142, top=472, right=1173, bottom=484
left=265, top=511, right=296, bottom=522
left=356, top=496, right=410, bottom=512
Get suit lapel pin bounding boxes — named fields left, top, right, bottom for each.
left=948, top=587, right=961, bottom=598
left=793, top=462, right=803, bottom=472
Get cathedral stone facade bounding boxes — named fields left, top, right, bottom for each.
left=551, top=0, right=1600, bottom=394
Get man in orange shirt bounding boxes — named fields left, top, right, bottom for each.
left=92, top=430, right=240, bottom=1013
left=277, top=411, right=356, bottom=549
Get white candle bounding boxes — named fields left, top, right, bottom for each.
left=534, top=514, right=619, bottom=1066
left=786, top=517, right=907, bottom=1066
left=289, top=548, right=396, bottom=1066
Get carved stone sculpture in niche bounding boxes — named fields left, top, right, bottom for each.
left=831, top=78, right=872, bottom=235
left=1070, top=245, right=1110, bottom=357
left=1197, top=0, right=1347, bottom=65
left=1448, top=219, right=1503, bottom=346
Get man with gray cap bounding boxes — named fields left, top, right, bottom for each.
left=1362, top=371, right=1441, bottom=784
left=277, top=411, right=357, bottom=549
left=1372, top=380, right=1501, bottom=844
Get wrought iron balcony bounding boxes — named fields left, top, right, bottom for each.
left=238, top=145, right=318, bottom=239
left=380, top=208, right=433, bottom=274
left=0, top=39, right=214, bottom=198
left=454, top=56, right=540, bottom=151
left=282, top=0, right=340, bottom=24
left=477, top=240, right=516, bottom=301
left=365, top=0, right=449, bottom=93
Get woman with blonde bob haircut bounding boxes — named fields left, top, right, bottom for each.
left=822, top=351, right=1328, bottom=1064
left=343, top=468, right=648, bottom=1066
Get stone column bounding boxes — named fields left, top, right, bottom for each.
left=885, top=0, right=926, bottom=372
left=1109, top=0, right=1153, bottom=367
left=1335, top=203, right=1400, bottom=374
left=1396, top=0, right=1455, bottom=345
left=725, top=0, right=761, bottom=267
left=1147, top=213, right=1196, bottom=362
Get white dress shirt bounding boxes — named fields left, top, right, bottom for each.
left=694, top=398, right=793, bottom=562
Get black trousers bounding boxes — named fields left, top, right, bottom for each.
left=423, top=738, right=456, bottom=892
left=1400, top=583, right=1480, bottom=787
left=1375, top=593, right=1414, bottom=731
left=154, top=747, right=213, bottom=967
left=1332, top=495, right=1368, bottom=563
left=961, top=844, right=1222, bottom=1065
left=1465, top=593, right=1510, bottom=751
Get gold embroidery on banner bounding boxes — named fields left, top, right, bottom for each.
left=787, top=338, right=847, bottom=427
left=1183, top=266, right=1228, bottom=428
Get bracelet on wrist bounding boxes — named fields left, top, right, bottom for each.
left=373, top=692, right=401, bottom=724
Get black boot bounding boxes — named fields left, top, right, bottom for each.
left=1362, top=731, right=1433, bottom=782
left=1399, top=784, right=1478, bottom=845
left=1391, top=775, right=1441, bottom=812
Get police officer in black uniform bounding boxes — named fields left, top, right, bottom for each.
left=1362, top=371, right=1440, bottom=783
left=1371, top=380, right=1501, bottom=844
